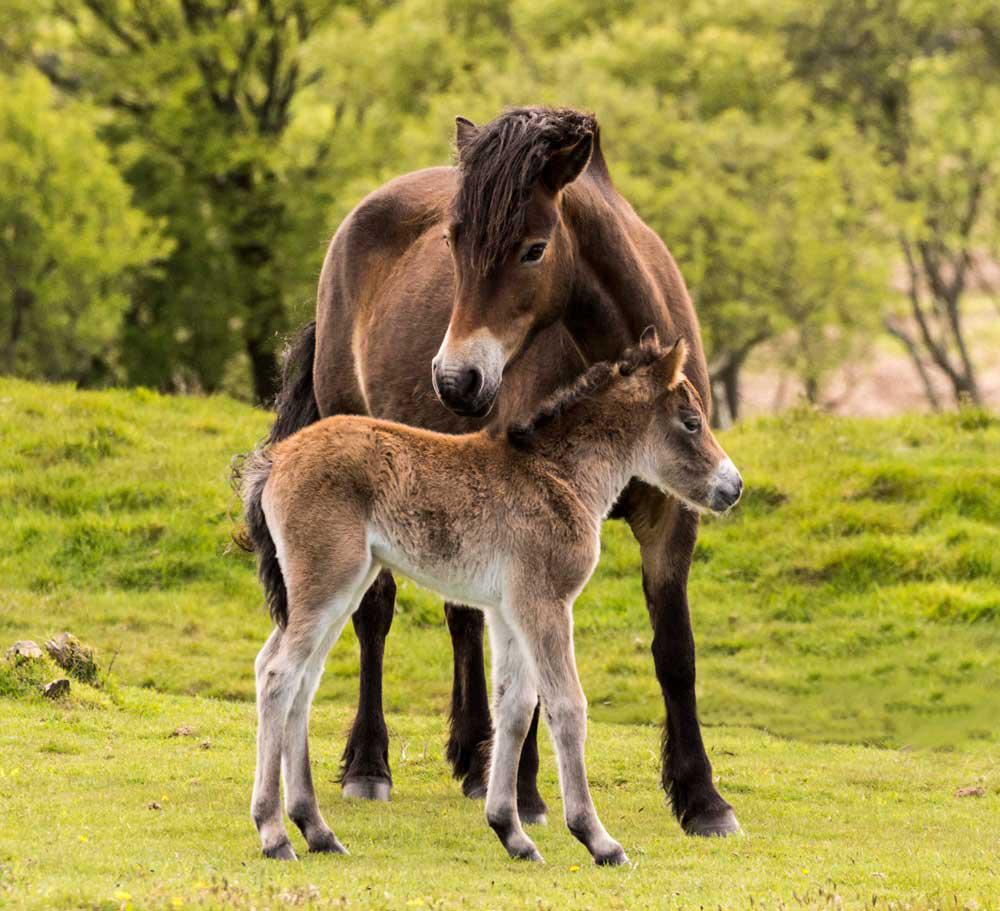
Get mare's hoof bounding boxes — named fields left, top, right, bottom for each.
left=520, top=810, right=547, bottom=826
left=683, top=806, right=742, bottom=837
left=517, top=793, right=548, bottom=826
left=595, top=845, right=629, bottom=867
left=263, top=840, right=298, bottom=861
left=342, top=776, right=392, bottom=802
left=309, top=831, right=348, bottom=855
left=462, top=778, right=488, bottom=800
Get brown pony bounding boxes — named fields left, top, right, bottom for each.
left=263, top=107, right=740, bottom=837
left=240, top=331, right=743, bottom=862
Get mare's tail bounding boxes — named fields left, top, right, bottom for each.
left=268, top=320, right=320, bottom=444
left=232, top=447, right=287, bottom=629
left=232, top=321, right=320, bottom=629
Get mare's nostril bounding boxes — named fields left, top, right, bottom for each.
left=457, top=366, right=482, bottom=400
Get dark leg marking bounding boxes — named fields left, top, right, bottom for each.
left=444, top=604, right=494, bottom=799
left=341, top=570, right=395, bottom=801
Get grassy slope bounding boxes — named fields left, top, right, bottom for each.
left=1, top=378, right=998, bottom=747
left=0, top=691, right=997, bottom=910
left=1, top=378, right=999, bottom=908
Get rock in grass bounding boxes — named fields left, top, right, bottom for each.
left=955, top=785, right=986, bottom=798
left=6, top=641, right=43, bottom=662
left=44, top=632, right=99, bottom=686
left=42, top=678, right=70, bottom=699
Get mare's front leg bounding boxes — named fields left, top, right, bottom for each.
left=340, top=569, right=396, bottom=801
left=625, top=487, right=740, bottom=836
left=445, top=604, right=547, bottom=823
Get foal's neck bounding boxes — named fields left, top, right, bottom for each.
left=535, top=391, right=650, bottom=520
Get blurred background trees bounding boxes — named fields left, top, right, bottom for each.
left=1, top=0, right=997, bottom=416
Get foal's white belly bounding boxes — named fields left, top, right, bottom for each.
left=368, top=532, right=503, bottom=611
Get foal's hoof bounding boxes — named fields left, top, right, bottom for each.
left=342, top=776, right=392, bottom=802
left=595, top=845, right=630, bottom=867
left=683, top=806, right=742, bottom=837
left=263, top=840, right=298, bottom=861
left=308, top=831, right=348, bottom=855
left=511, top=844, right=544, bottom=863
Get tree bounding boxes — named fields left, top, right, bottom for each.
left=0, top=71, right=166, bottom=383
left=31, top=0, right=346, bottom=401
left=785, top=0, right=1000, bottom=407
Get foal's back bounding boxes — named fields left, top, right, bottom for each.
left=266, top=415, right=596, bottom=608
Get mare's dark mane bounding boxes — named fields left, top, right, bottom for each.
left=506, top=341, right=662, bottom=450
left=453, top=107, right=597, bottom=275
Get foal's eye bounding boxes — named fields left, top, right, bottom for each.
left=521, top=242, right=547, bottom=264
left=682, top=415, right=702, bottom=433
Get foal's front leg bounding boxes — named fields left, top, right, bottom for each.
left=483, top=613, right=543, bottom=862
left=521, top=601, right=628, bottom=866
left=445, top=603, right=548, bottom=822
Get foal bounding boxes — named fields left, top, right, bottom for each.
left=238, top=330, right=742, bottom=864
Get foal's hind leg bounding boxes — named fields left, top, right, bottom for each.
left=483, top=613, right=542, bottom=862
left=282, top=614, right=352, bottom=854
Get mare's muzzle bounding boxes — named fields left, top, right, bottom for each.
left=431, top=331, right=504, bottom=418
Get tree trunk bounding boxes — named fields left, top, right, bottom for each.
left=246, top=332, right=281, bottom=405
left=4, top=286, right=33, bottom=373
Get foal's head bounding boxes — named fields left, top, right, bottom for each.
left=630, top=329, right=743, bottom=514
left=432, top=107, right=596, bottom=417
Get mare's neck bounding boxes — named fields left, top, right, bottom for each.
left=559, top=170, right=678, bottom=367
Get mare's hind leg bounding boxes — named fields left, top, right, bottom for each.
left=340, top=570, right=396, bottom=801
left=483, top=613, right=542, bottom=862
left=517, top=600, right=627, bottom=866
left=445, top=604, right=548, bottom=823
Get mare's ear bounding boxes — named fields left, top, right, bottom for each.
left=639, top=325, right=659, bottom=350
left=542, top=132, right=593, bottom=193
left=661, top=338, right=688, bottom=389
left=455, top=116, right=478, bottom=154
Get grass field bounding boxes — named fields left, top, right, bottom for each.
left=1, top=378, right=999, bottom=909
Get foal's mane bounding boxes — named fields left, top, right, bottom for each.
left=506, top=342, right=663, bottom=451
left=453, top=106, right=597, bottom=274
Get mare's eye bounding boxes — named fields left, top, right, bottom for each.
left=682, top=415, right=702, bottom=433
left=521, top=242, right=546, bottom=263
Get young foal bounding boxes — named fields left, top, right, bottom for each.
left=239, top=331, right=742, bottom=864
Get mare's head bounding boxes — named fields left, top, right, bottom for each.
left=432, top=107, right=597, bottom=417
left=630, top=329, right=743, bottom=513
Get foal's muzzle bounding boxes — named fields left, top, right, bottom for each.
left=708, top=458, right=744, bottom=513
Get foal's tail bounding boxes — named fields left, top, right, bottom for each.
left=232, top=447, right=288, bottom=629
left=268, top=320, right=320, bottom=445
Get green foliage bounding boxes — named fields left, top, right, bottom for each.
left=0, top=71, right=167, bottom=384
left=1, top=379, right=997, bottom=749
left=7, top=0, right=973, bottom=407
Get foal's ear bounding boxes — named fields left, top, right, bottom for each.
left=639, top=325, right=660, bottom=349
left=661, top=338, right=689, bottom=389
left=455, top=116, right=478, bottom=154
left=542, top=132, right=593, bottom=193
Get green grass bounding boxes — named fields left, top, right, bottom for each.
left=1, top=378, right=999, bottom=908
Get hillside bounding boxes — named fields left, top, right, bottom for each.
left=1, top=378, right=998, bottom=748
